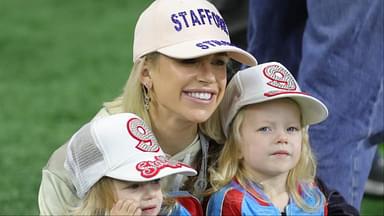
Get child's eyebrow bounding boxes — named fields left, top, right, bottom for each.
left=122, top=182, right=140, bottom=188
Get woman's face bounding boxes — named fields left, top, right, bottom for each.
left=113, top=179, right=163, bottom=216
left=147, top=53, right=228, bottom=124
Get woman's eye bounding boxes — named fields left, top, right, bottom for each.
left=212, top=58, right=228, bottom=66
left=179, top=58, right=198, bottom=64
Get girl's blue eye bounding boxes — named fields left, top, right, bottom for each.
left=258, top=127, right=271, bottom=132
left=287, top=127, right=300, bottom=132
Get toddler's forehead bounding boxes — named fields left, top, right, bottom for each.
left=242, top=100, right=302, bottom=120
left=245, top=98, right=301, bottom=111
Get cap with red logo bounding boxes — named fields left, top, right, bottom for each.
left=220, top=62, right=329, bottom=137
left=64, top=113, right=197, bottom=199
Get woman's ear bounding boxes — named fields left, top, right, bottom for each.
left=140, top=67, right=152, bottom=89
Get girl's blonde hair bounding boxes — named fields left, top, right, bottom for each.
left=71, top=177, right=116, bottom=215
left=209, top=104, right=323, bottom=212
left=103, top=52, right=223, bottom=140
left=71, top=177, right=176, bottom=215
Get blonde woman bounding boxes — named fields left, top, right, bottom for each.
left=207, top=62, right=329, bottom=215
left=38, top=0, right=257, bottom=215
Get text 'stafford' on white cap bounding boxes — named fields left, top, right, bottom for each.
left=220, top=62, right=329, bottom=137
left=64, top=113, right=197, bottom=199
left=133, top=0, right=257, bottom=66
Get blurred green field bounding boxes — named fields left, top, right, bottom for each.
left=0, top=0, right=382, bottom=215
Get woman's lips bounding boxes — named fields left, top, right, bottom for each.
left=183, top=91, right=216, bottom=104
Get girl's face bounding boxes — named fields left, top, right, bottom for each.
left=146, top=53, right=228, bottom=124
left=113, top=179, right=162, bottom=216
left=238, top=99, right=302, bottom=181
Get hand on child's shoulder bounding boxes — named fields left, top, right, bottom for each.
left=110, top=199, right=142, bottom=216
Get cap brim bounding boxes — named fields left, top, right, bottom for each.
left=105, top=156, right=197, bottom=182
left=240, top=93, right=328, bottom=126
left=290, top=94, right=328, bottom=125
left=157, top=39, right=257, bottom=66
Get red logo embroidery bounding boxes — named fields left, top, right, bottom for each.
left=127, top=117, right=160, bottom=152
left=136, top=156, right=185, bottom=178
left=263, top=65, right=296, bottom=91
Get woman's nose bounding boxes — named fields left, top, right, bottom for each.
left=196, top=63, right=216, bottom=83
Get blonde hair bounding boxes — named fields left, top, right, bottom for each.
left=209, top=105, right=323, bottom=212
left=71, top=177, right=116, bottom=215
left=103, top=52, right=223, bottom=140
left=199, top=108, right=225, bottom=143
left=71, top=177, right=176, bottom=215
left=103, top=53, right=159, bottom=128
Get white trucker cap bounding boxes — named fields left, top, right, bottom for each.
left=64, top=113, right=197, bottom=198
left=220, top=62, right=329, bottom=137
left=133, top=0, right=257, bottom=66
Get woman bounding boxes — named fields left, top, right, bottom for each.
left=38, top=0, right=257, bottom=215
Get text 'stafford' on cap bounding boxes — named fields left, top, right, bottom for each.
left=133, top=0, right=257, bottom=66
left=64, top=113, right=197, bottom=199
left=220, top=62, right=329, bottom=137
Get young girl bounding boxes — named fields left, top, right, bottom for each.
left=207, top=62, right=329, bottom=215
left=64, top=113, right=197, bottom=215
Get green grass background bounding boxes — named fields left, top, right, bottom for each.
left=0, top=0, right=382, bottom=215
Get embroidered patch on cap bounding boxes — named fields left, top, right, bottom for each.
left=127, top=117, right=160, bottom=153
left=263, top=64, right=297, bottom=91
left=136, top=156, right=191, bottom=178
left=262, top=64, right=303, bottom=97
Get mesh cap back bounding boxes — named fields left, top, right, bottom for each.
left=65, top=123, right=106, bottom=198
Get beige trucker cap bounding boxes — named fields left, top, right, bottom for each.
left=220, top=62, right=329, bottom=137
left=133, top=0, right=257, bottom=66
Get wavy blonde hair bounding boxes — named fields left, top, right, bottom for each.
left=71, top=177, right=176, bottom=215
left=209, top=104, right=323, bottom=212
left=103, top=53, right=158, bottom=128
left=71, top=177, right=116, bottom=215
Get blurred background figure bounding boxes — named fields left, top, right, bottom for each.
left=365, top=151, right=384, bottom=197
left=247, top=0, right=383, bottom=210
left=208, top=0, right=248, bottom=80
